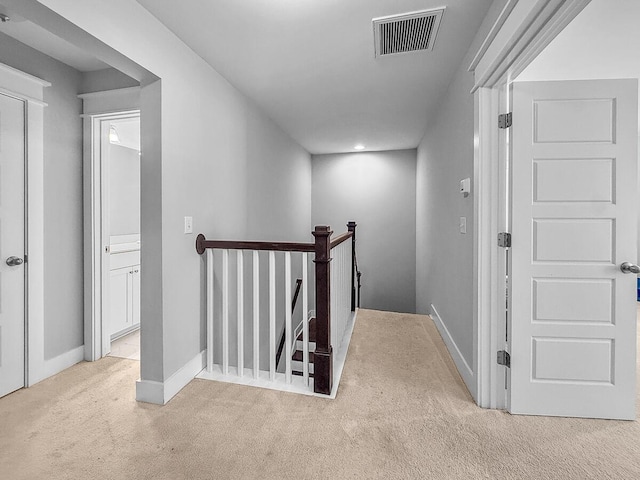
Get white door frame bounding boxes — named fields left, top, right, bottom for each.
left=470, top=0, right=592, bottom=408
left=80, top=87, right=140, bottom=361
left=0, top=62, right=51, bottom=386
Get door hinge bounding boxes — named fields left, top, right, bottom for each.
left=498, top=232, right=511, bottom=248
left=497, top=350, right=511, bottom=368
left=498, top=112, right=512, bottom=129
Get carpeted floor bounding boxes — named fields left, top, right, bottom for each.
left=1, top=309, right=639, bottom=479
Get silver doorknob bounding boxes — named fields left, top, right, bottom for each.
left=620, top=262, right=640, bottom=274
left=6, top=256, right=24, bottom=267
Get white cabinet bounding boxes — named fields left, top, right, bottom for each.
left=109, top=267, right=130, bottom=337
left=109, top=259, right=141, bottom=339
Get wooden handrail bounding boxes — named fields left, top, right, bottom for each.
left=196, top=234, right=314, bottom=254
left=329, top=231, right=353, bottom=250
left=197, top=223, right=359, bottom=396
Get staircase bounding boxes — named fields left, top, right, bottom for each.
left=292, top=317, right=316, bottom=377
left=275, top=277, right=317, bottom=377
left=196, top=222, right=360, bottom=396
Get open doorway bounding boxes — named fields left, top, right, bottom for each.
left=80, top=92, right=142, bottom=362
left=101, top=114, right=141, bottom=360
left=0, top=2, right=149, bottom=396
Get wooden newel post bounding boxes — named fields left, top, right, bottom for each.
left=347, top=221, right=357, bottom=312
left=313, top=225, right=333, bottom=395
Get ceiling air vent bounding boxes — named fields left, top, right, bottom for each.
left=373, top=8, right=445, bottom=57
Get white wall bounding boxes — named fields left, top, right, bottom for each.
left=517, top=0, right=640, bottom=262
left=0, top=31, right=84, bottom=360
left=80, top=67, right=138, bottom=94
left=13, top=0, right=312, bottom=395
left=312, top=150, right=416, bottom=314
left=415, top=0, right=509, bottom=393
left=109, top=144, right=140, bottom=236
left=416, top=63, right=475, bottom=366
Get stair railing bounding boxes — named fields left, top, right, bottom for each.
left=196, top=222, right=358, bottom=395
left=275, top=278, right=303, bottom=369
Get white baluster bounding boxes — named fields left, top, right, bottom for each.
left=341, top=244, right=345, bottom=336
left=285, top=251, right=292, bottom=384
left=338, top=245, right=342, bottom=340
left=237, top=250, right=244, bottom=377
left=222, top=249, right=229, bottom=375
left=206, top=249, right=214, bottom=373
left=269, top=251, right=276, bottom=381
left=331, top=245, right=337, bottom=351
left=343, top=244, right=347, bottom=334
left=338, top=244, right=341, bottom=339
left=253, top=251, right=260, bottom=379
left=302, top=252, right=309, bottom=385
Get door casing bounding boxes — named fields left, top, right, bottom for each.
left=470, top=0, right=592, bottom=409
left=0, top=63, right=50, bottom=386
left=80, top=92, right=140, bottom=361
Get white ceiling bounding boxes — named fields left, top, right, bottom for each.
left=0, top=3, right=108, bottom=72
left=136, top=0, right=493, bottom=154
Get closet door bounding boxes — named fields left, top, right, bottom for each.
left=0, top=93, right=26, bottom=398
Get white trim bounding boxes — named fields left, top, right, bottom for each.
left=77, top=86, right=140, bottom=100
left=24, top=102, right=46, bottom=386
left=83, top=108, right=140, bottom=362
left=0, top=62, right=51, bottom=87
left=329, top=310, right=357, bottom=399
left=468, top=0, right=518, bottom=72
left=0, top=64, right=49, bottom=388
left=471, top=0, right=591, bottom=92
left=470, top=0, right=590, bottom=410
left=430, top=304, right=475, bottom=395
left=136, top=350, right=206, bottom=405
left=80, top=109, right=140, bottom=118
left=79, top=87, right=140, bottom=117
left=473, top=87, right=502, bottom=409
left=42, top=346, right=85, bottom=379
left=504, top=1, right=591, bottom=84
left=0, top=86, right=48, bottom=107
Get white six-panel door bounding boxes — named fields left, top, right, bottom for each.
left=0, top=93, right=26, bottom=398
left=510, top=79, right=638, bottom=419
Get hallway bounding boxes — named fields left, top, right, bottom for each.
left=1, top=309, right=639, bottom=479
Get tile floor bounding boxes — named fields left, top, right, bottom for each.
left=108, top=329, right=140, bottom=360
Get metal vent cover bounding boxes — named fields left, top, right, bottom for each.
left=373, top=8, right=445, bottom=57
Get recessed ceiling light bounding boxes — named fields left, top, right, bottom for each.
left=354, top=144, right=365, bottom=150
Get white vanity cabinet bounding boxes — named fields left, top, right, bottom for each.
left=109, top=236, right=141, bottom=339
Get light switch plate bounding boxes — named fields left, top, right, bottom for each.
left=184, top=216, right=193, bottom=234
left=460, top=216, right=467, bottom=234
left=460, top=178, right=471, bottom=197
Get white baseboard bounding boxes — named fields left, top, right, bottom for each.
left=430, top=304, right=475, bottom=396
left=41, top=346, right=85, bottom=380
left=136, top=350, right=206, bottom=405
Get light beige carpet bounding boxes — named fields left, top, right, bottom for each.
left=1, top=309, right=639, bottom=479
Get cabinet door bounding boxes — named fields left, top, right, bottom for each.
left=131, top=265, right=141, bottom=327
left=109, top=266, right=132, bottom=336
